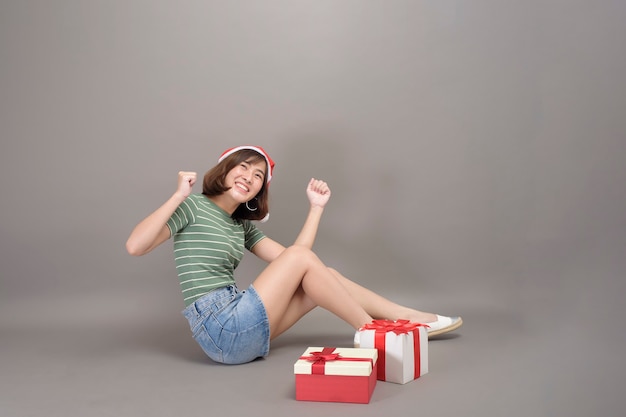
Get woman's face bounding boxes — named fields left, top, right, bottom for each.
left=224, top=158, right=267, bottom=203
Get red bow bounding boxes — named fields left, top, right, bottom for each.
left=300, top=347, right=373, bottom=375
left=362, top=319, right=429, bottom=334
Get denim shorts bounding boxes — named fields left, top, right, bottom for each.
left=182, top=284, right=270, bottom=365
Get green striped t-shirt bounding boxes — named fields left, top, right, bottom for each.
left=166, top=194, right=266, bottom=306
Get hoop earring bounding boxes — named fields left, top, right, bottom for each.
left=246, top=198, right=258, bottom=211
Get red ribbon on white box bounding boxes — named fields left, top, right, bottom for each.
left=360, top=320, right=429, bottom=381
left=299, top=347, right=374, bottom=375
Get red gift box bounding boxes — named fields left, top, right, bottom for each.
left=356, top=319, right=429, bottom=384
left=294, top=347, right=378, bottom=404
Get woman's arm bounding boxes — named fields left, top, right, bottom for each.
left=294, top=178, right=331, bottom=248
left=125, top=171, right=197, bottom=256
left=250, top=178, right=331, bottom=263
left=250, top=237, right=286, bottom=263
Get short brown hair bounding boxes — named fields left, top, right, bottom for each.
left=202, top=149, right=270, bottom=221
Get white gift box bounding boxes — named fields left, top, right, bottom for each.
left=355, top=320, right=428, bottom=384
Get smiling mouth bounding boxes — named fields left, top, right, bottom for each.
left=235, top=182, right=250, bottom=192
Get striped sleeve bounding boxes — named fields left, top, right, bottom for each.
left=166, top=196, right=197, bottom=236
left=242, top=219, right=266, bottom=250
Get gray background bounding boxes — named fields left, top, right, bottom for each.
left=1, top=1, right=625, bottom=416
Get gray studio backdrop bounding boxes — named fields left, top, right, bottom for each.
left=1, top=0, right=625, bottom=414
left=2, top=0, right=624, bottom=306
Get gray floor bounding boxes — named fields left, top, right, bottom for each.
left=2, top=271, right=624, bottom=417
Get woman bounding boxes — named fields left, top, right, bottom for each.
left=126, top=145, right=462, bottom=364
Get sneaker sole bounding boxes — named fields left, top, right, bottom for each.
left=427, top=317, right=463, bottom=338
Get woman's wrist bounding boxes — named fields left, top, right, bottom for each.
left=172, top=191, right=189, bottom=204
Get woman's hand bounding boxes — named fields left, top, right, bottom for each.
left=306, top=178, right=331, bottom=208
left=176, top=171, right=197, bottom=199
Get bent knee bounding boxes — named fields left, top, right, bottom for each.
left=282, top=245, right=319, bottom=264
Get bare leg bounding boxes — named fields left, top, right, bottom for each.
left=252, top=246, right=373, bottom=339
left=269, top=285, right=315, bottom=339
left=328, top=268, right=437, bottom=323
left=267, top=269, right=437, bottom=339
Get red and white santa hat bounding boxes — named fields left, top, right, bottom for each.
left=218, top=145, right=275, bottom=184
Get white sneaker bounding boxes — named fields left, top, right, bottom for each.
left=426, top=315, right=463, bottom=337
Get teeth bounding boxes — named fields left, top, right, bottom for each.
left=236, top=183, right=249, bottom=192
